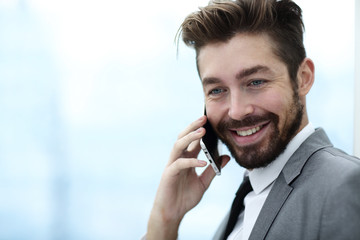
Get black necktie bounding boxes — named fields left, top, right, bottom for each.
left=223, top=176, right=253, bottom=240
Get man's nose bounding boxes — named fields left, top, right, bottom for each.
left=228, top=91, right=255, bottom=120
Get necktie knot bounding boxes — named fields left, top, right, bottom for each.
left=236, top=176, right=252, bottom=197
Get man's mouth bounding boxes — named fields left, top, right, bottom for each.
left=236, top=125, right=262, bottom=136
left=228, top=122, right=269, bottom=146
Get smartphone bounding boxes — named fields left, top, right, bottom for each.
left=199, top=110, right=222, bottom=176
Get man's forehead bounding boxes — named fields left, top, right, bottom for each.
left=197, top=33, right=276, bottom=69
left=197, top=33, right=287, bottom=83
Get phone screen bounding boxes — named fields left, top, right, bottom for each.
left=200, top=110, right=221, bottom=175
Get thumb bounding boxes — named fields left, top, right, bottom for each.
left=220, top=155, right=231, bottom=169
left=200, top=155, right=231, bottom=190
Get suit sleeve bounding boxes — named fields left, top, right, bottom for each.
left=319, top=165, right=360, bottom=240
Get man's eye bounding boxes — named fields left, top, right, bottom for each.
left=250, top=80, right=264, bottom=86
left=210, top=88, right=223, bottom=95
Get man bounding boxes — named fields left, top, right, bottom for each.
left=146, top=0, right=360, bottom=239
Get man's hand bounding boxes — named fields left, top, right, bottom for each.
left=146, top=116, right=230, bottom=240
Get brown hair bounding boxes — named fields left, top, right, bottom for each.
left=178, top=0, right=306, bottom=84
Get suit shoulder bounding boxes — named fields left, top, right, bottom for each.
left=311, top=146, right=360, bottom=171
left=298, top=146, right=360, bottom=189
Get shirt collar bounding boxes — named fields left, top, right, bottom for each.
left=248, top=122, right=315, bottom=194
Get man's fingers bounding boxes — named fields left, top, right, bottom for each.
left=167, top=116, right=207, bottom=165
left=187, top=139, right=201, bottom=154
left=169, top=128, right=205, bottom=163
left=177, top=116, right=206, bottom=140
left=167, top=158, right=207, bottom=175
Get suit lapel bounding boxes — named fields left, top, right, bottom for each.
left=249, top=172, right=292, bottom=239
left=249, top=128, right=332, bottom=239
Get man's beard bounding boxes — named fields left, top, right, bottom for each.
left=215, top=92, right=304, bottom=169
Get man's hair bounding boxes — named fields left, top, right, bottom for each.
left=178, top=0, right=306, bottom=84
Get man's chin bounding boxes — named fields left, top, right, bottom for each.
left=232, top=147, right=276, bottom=169
left=223, top=135, right=282, bottom=169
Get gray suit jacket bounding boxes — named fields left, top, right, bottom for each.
left=213, top=128, right=360, bottom=240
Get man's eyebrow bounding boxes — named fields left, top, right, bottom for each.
left=202, top=65, right=272, bottom=86
left=236, top=65, right=271, bottom=80
left=202, top=77, right=221, bottom=86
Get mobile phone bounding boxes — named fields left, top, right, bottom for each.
left=199, top=110, right=221, bottom=176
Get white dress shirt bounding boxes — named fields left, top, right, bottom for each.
left=227, top=123, right=315, bottom=240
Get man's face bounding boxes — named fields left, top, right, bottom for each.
left=198, top=33, right=305, bottom=169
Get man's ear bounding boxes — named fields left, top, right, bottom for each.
left=297, top=58, right=315, bottom=97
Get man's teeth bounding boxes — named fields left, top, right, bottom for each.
left=236, top=126, right=261, bottom=136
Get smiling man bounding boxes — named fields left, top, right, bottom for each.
left=145, top=0, right=360, bottom=239
left=199, top=33, right=307, bottom=170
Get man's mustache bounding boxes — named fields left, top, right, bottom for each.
left=217, top=113, right=279, bottom=130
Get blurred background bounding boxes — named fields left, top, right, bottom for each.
left=0, top=0, right=356, bottom=239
